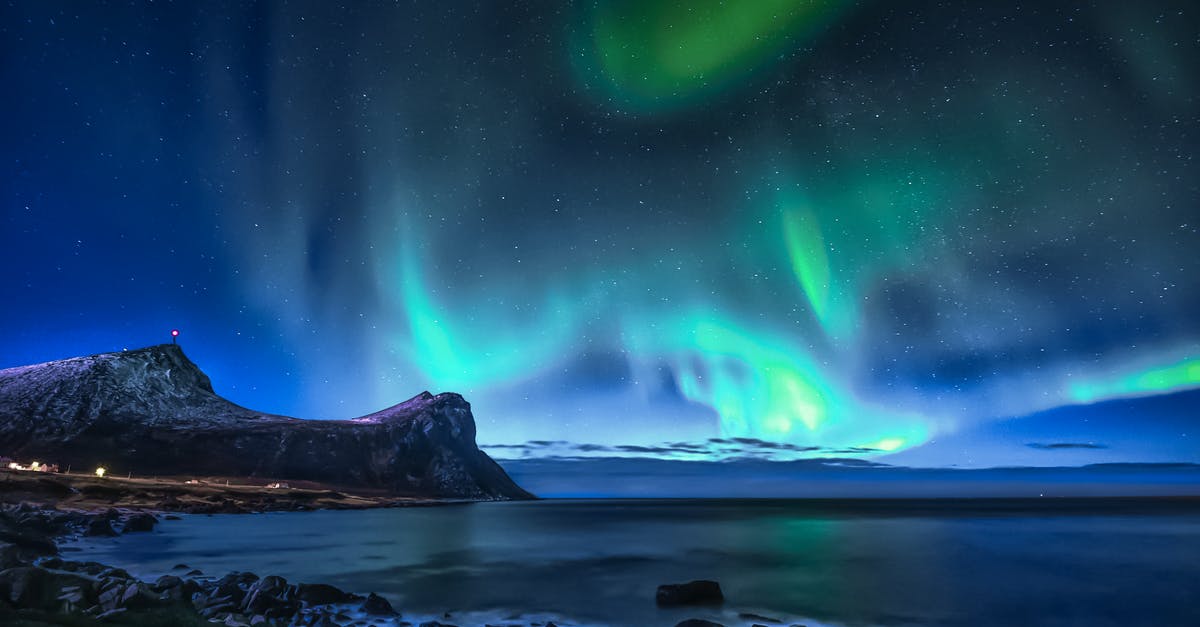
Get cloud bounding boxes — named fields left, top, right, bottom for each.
left=1026, top=442, right=1109, bottom=450
left=483, top=437, right=869, bottom=461
left=497, top=458, right=1200, bottom=498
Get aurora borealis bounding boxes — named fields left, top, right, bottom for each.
left=2, top=0, right=1197, bottom=466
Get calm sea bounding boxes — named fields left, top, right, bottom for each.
left=65, top=499, right=1200, bottom=626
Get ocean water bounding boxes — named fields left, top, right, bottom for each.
left=65, top=499, right=1200, bottom=626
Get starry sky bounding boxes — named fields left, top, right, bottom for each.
left=2, top=0, right=1197, bottom=469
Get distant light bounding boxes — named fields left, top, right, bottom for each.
left=94, top=467, right=106, bottom=478
left=171, top=329, right=180, bottom=337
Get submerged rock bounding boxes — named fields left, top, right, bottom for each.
left=656, top=579, right=725, bottom=607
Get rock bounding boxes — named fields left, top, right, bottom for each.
left=99, top=566, right=131, bottom=579
left=96, top=607, right=128, bottom=621
left=123, top=512, right=158, bottom=532
left=78, top=561, right=111, bottom=576
left=656, top=580, right=724, bottom=607
left=97, top=580, right=126, bottom=611
left=0, top=520, right=58, bottom=555
left=0, top=565, right=94, bottom=611
left=295, top=582, right=356, bottom=605
left=153, top=574, right=183, bottom=591
left=57, top=584, right=86, bottom=606
left=359, top=591, right=398, bottom=615
left=84, top=518, right=119, bottom=537
left=118, top=580, right=160, bottom=609
left=242, top=575, right=289, bottom=614
left=419, top=622, right=460, bottom=627
left=675, top=621, right=725, bottom=627
left=36, top=555, right=64, bottom=570
left=201, top=599, right=238, bottom=618
left=0, top=542, right=22, bottom=569
left=738, top=613, right=782, bottom=623
left=180, top=577, right=204, bottom=598
left=212, top=573, right=251, bottom=605
left=224, top=614, right=251, bottom=627
left=263, top=601, right=300, bottom=620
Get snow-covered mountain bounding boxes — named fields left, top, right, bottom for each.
left=0, top=345, right=531, bottom=500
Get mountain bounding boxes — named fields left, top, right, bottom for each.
left=0, top=345, right=532, bottom=500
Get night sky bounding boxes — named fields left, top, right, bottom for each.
left=2, top=1, right=1197, bottom=468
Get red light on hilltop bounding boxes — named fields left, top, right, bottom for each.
left=171, top=329, right=179, bottom=344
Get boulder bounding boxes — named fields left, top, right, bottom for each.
left=123, top=512, right=158, bottom=532
left=295, top=582, right=357, bottom=605
left=359, top=591, right=398, bottom=615
left=152, top=574, right=182, bottom=591
left=0, top=565, right=95, bottom=611
left=242, top=575, right=289, bottom=614
left=657, top=580, right=724, bottom=607
left=84, top=518, right=119, bottom=537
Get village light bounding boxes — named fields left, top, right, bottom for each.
left=95, top=467, right=106, bottom=478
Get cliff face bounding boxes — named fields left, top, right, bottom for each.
left=0, top=345, right=532, bottom=500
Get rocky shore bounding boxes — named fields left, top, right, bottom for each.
left=0, top=502, right=533, bottom=627
left=0, top=502, right=805, bottom=627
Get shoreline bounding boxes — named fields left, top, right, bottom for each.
left=0, top=499, right=827, bottom=627
left=0, top=467, right=536, bottom=627
left=7, top=485, right=1198, bottom=627
left=0, top=467, right=484, bottom=515
left=0, top=502, right=547, bottom=627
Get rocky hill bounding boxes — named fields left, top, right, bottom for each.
left=0, top=345, right=531, bottom=500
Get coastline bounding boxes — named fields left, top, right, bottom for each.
left=0, top=499, right=829, bottom=627
left=0, top=469, right=522, bottom=627
left=8, top=475, right=1198, bottom=627
left=0, top=468, right=480, bottom=515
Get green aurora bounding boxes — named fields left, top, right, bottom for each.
left=367, top=0, right=1200, bottom=456
left=577, top=0, right=856, bottom=111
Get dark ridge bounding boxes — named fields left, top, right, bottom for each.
left=0, top=345, right=532, bottom=500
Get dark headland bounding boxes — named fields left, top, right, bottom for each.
left=0, top=344, right=532, bottom=510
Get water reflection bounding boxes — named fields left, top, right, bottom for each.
left=67, top=500, right=1200, bottom=626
